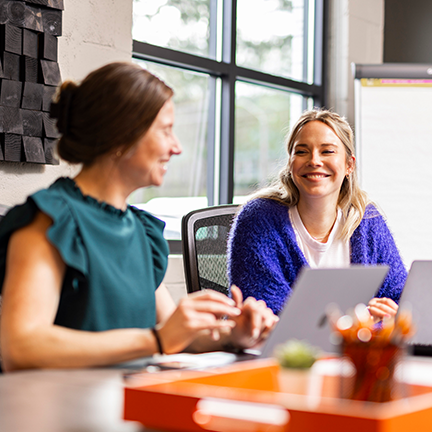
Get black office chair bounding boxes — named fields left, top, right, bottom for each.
left=181, top=205, right=239, bottom=296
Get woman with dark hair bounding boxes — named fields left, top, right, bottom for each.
left=0, top=62, right=276, bottom=371
left=228, top=109, right=407, bottom=317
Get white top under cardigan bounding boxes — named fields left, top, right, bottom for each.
left=288, top=206, right=350, bottom=268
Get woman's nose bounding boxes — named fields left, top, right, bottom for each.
left=308, top=150, right=322, bottom=166
left=171, top=134, right=182, bottom=155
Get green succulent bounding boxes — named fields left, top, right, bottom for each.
left=274, top=339, right=320, bottom=369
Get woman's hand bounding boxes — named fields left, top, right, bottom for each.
left=155, top=290, right=242, bottom=354
left=368, top=297, right=398, bottom=321
left=228, top=285, right=279, bottom=350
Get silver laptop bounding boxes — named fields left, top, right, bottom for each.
left=259, top=265, right=389, bottom=357
left=123, top=265, right=389, bottom=371
left=398, top=260, right=432, bottom=350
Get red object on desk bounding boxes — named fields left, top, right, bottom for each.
left=124, top=358, right=432, bottom=432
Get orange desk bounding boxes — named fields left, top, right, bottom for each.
left=124, top=358, right=432, bottom=432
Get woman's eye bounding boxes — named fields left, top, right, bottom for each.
left=294, top=150, right=307, bottom=155
left=322, top=150, right=335, bottom=154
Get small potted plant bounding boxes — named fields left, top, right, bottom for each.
left=274, top=339, right=321, bottom=395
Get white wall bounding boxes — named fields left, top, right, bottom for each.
left=326, top=0, right=384, bottom=126
left=0, top=0, right=133, bottom=207
left=326, top=0, right=429, bottom=268
left=0, top=0, right=188, bottom=301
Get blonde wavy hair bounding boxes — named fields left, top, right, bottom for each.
left=251, top=109, right=373, bottom=241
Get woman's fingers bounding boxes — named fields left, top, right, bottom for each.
left=369, top=297, right=398, bottom=309
left=249, top=299, right=279, bottom=342
left=159, top=286, right=278, bottom=354
left=157, top=290, right=243, bottom=353
left=158, top=304, right=237, bottom=354
left=230, top=295, right=278, bottom=348
left=244, top=298, right=270, bottom=338
left=189, top=289, right=236, bottom=305
left=230, top=285, right=243, bottom=307
left=182, top=312, right=236, bottom=331
left=179, top=297, right=241, bottom=320
left=258, top=306, right=279, bottom=340
left=368, top=306, right=388, bottom=320
left=177, top=296, right=240, bottom=328
left=368, top=297, right=398, bottom=312
left=368, top=297, right=399, bottom=319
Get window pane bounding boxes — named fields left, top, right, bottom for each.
left=130, top=60, right=210, bottom=239
left=236, top=0, right=307, bottom=81
left=133, top=0, right=213, bottom=58
left=234, top=81, right=305, bottom=199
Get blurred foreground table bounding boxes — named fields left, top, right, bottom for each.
left=0, top=367, right=145, bottom=432
left=2, top=356, right=432, bottom=432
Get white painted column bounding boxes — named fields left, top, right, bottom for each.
left=326, top=0, right=384, bottom=127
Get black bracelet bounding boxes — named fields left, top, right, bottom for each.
left=151, top=327, right=164, bottom=355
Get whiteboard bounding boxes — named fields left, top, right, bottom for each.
left=354, top=64, right=432, bottom=267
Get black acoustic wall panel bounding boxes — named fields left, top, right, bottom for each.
left=0, top=79, right=22, bottom=106
left=23, top=28, right=38, bottom=58
left=0, top=0, right=63, bottom=165
left=22, top=81, right=44, bottom=109
left=0, top=23, right=22, bottom=54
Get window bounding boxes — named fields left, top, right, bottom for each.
left=132, top=0, right=326, bottom=243
left=234, top=82, right=309, bottom=196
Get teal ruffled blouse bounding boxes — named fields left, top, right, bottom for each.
left=0, top=177, right=169, bottom=331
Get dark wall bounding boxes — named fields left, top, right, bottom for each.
left=384, top=0, right=432, bottom=63
left=0, top=0, right=63, bottom=165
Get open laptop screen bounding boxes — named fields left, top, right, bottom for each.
left=260, top=265, right=389, bottom=357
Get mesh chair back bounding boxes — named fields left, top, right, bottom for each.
left=182, top=205, right=239, bottom=296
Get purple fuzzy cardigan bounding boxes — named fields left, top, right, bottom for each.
left=227, top=199, right=407, bottom=315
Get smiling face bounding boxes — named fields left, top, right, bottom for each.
left=121, top=98, right=182, bottom=188
left=289, top=120, right=355, bottom=206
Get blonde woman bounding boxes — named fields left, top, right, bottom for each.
left=228, top=109, right=406, bottom=318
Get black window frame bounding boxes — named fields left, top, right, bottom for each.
left=133, top=0, right=328, bottom=251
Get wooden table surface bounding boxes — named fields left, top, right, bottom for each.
left=0, top=367, right=146, bottom=432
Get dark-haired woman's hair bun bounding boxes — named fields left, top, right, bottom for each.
left=50, top=81, right=78, bottom=136
left=50, top=62, right=173, bottom=165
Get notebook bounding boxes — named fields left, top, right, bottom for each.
left=397, top=260, right=432, bottom=355
left=259, top=265, right=390, bottom=357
